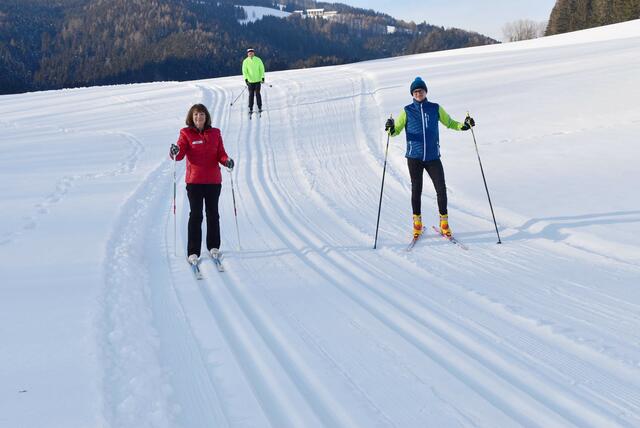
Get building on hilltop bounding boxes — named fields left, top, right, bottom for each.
left=291, top=8, right=338, bottom=19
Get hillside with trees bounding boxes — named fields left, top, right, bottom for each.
left=0, top=0, right=496, bottom=95
left=546, top=0, right=640, bottom=35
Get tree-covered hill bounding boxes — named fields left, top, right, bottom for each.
left=546, top=0, right=640, bottom=35
left=0, top=0, right=497, bottom=95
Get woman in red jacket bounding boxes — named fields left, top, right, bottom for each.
left=170, top=104, right=234, bottom=264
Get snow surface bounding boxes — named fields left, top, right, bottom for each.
left=238, top=6, right=290, bottom=25
left=1, top=19, right=640, bottom=428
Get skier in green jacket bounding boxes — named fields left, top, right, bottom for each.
left=242, top=48, right=266, bottom=116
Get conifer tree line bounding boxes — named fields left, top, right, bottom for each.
left=0, top=0, right=495, bottom=95
left=546, top=0, right=640, bottom=35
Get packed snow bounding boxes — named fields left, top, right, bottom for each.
left=1, top=19, right=640, bottom=428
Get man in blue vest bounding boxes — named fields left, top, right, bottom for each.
left=385, top=77, right=475, bottom=238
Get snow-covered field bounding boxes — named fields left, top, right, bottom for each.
left=1, top=19, right=639, bottom=428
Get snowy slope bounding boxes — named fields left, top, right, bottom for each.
left=238, top=6, right=290, bottom=25
left=1, top=19, right=639, bottom=428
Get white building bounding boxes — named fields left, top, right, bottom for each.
left=306, top=8, right=324, bottom=18
left=296, top=8, right=339, bottom=19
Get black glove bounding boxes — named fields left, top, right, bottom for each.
left=245, top=79, right=249, bottom=86
left=384, top=118, right=395, bottom=133
left=461, top=116, right=475, bottom=131
left=465, top=116, right=475, bottom=127
left=261, top=77, right=265, bottom=83
left=169, top=144, right=179, bottom=158
left=225, top=158, right=235, bottom=170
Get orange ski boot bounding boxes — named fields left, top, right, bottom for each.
left=439, top=214, right=452, bottom=238
left=413, top=214, right=423, bottom=237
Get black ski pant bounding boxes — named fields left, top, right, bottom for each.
left=186, top=183, right=222, bottom=256
left=247, top=82, right=262, bottom=111
left=407, top=157, right=448, bottom=216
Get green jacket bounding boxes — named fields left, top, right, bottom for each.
left=242, top=56, right=265, bottom=83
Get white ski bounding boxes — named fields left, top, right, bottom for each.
left=189, top=259, right=203, bottom=279
left=210, top=252, right=225, bottom=272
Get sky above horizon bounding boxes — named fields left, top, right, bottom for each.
left=337, top=0, right=557, bottom=40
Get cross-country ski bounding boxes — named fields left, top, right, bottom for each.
left=189, top=259, right=203, bottom=279
left=406, top=230, right=423, bottom=251
left=209, top=249, right=225, bottom=272
left=431, top=225, right=469, bottom=250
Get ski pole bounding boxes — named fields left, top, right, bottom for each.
left=228, top=168, right=241, bottom=250
left=230, top=86, right=247, bottom=106
left=173, top=157, right=177, bottom=256
left=467, top=112, right=502, bottom=244
left=374, top=115, right=392, bottom=249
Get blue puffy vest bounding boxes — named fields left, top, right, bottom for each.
left=404, top=100, right=441, bottom=162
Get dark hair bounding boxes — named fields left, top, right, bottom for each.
left=185, top=103, right=212, bottom=129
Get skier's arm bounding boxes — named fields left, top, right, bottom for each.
left=438, top=106, right=464, bottom=130
left=175, top=130, right=189, bottom=161
left=216, top=130, right=230, bottom=166
left=259, top=58, right=265, bottom=81
left=242, top=60, right=249, bottom=81
left=389, top=111, right=407, bottom=137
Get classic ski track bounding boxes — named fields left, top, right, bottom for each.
left=103, top=84, right=241, bottom=426
left=170, top=83, right=311, bottom=426
left=428, top=244, right=640, bottom=353
left=276, top=69, right=640, bottom=358
left=243, top=72, right=640, bottom=426
left=307, top=72, right=640, bottom=406
left=176, top=84, right=358, bottom=427
left=246, top=75, right=568, bottom=426
left=222, top=78, right=402, bottom=427
left=162, top=84, right=242, bottom=426
left=250, top=81, right=401, bottom=425
left=168, top=84, right=288, bottom=427
left=219, top=92, right=364, bottom=428
left=245, top=74, right=554, bottom=426
left=348, top=64, right=640, bottom=269
left=164, top=76, right=628, bottom=422
left=273, top=69, right=640, bottom=345
left=258, top=77, right=435, bottom=424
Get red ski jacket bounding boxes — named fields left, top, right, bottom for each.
left=174, top=126, right=230, bottom=184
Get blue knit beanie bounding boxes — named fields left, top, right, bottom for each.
left=410, top=77, right=428, bottom=94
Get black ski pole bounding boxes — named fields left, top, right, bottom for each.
left=228, top=168, right=241, bottom=250
left=467, top=112, right=502, bottom=244
left=230, top=86, right=247, bottom=106
left=172, top=157, right=177, bottom=256
left=374, top=115, right=392, bottom=249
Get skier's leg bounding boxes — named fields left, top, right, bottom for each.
left=425, top=159, right=447, bottom=215
left=407, top=158, right=425, bottom=235
left=255, top=83, right=262, bottom=111
left=248, top=83, right=255, bottom=111
left=186, top=184, right=205, bottom=256
left=407, top=158, right=424, bottom=215
left=203, top=184, right=222, bottom=251
left=425, top=159, right=452, bottom=236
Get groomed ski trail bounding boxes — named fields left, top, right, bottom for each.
left=108, top=34, right=640, bottom=427
left=217, top=69, right=640, bottom=427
